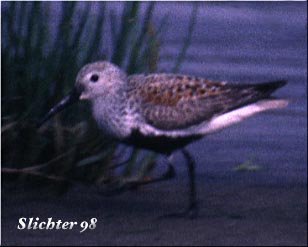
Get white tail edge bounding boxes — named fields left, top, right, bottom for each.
left=200, top=99, right=289, bottom=134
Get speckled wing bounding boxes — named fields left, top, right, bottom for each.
left=127, top=74, right=286, bottom=130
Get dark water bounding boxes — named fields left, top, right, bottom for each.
left=151, top=2, right=307, bottom=185
left=2, top=2, right=307, bottom=246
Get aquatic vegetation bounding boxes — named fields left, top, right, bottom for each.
left=233, top=157, right=262, bottom=172
left=1, top=2, right=197, bottom=190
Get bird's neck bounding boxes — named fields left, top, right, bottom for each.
left=91, top=92, right=132, bottom=139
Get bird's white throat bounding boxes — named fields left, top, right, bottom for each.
left=91, top=94, right=132, bottom=139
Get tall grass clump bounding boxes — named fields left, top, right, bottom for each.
left=1, top=2, right=197, bottom=192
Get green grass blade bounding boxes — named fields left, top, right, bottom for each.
left=111, top=2, right=139, bottom=66
left=172, top=3, right=198, bottom=73
left=138, top=14, right=169, bottom=73
left=126, top=2, right=155, bottom=74
left=85, top=3, right=107, bottom=63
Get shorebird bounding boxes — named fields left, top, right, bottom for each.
left=38, top=61, right=288, bottom=217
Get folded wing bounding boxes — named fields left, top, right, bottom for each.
left=127, top=74, right=287, bottom=131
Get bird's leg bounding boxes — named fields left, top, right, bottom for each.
left=161, top=149, right=198, bottom=219
left=101, top=155, right=175, bottom=196
left=108, top=157, right=131, bottom=170
left=182, top=148, right=198, bottom=218
left=126, top=163, right=175, bottom=188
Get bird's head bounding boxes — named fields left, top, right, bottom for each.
left=37, top=61, right=126, bottom=128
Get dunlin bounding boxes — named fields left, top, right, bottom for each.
left=38, top=61, right=288, bottom=217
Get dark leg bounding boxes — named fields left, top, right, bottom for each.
left=108, top=158, right=131, bottom=170
left=121, top=154, right=176, bottom=190
left=126, top=163, right=176, bottom=188
left=160, top=149, right=198, bottom=219
left=182, top=148, right=198, bottom=218
left=99, top=163, right=175, bottom=196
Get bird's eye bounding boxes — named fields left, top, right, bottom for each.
left=90, top=74, right=99, bottom=83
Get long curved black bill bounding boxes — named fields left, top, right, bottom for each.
left=37, top=87, right=81, bottom=128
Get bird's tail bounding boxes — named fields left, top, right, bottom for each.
left=251, top=80, right=287, bottom=97
left=247, top=80, right=289, bottom=109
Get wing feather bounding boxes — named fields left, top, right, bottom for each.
left=127, top=74, right=286, bottom=130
